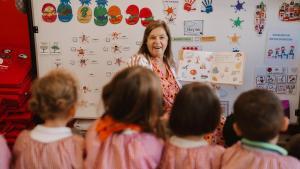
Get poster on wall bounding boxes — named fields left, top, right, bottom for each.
left=265, top=29, right=297, bottom=62
left=255, top=66, right=298, bottom=95
left=177, top=50, right=245, bottom=85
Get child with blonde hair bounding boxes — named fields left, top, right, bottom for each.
left=159, top=82, right=225, bottom=169
left=12, top=69, right=84, bottom=169
left=221, top=89, right=300, bottom=169
left=85, top=66, right=164, bottom=169
left=0, top=135, right=11, bottom=169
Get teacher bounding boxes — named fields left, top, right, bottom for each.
left=130, top=20, right=181, bottom=117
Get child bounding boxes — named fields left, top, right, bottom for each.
left=12, top=69, right=84, bottom=169
left=158, top=82, right=225, bottom=169
left=0, top=135, right=11, bottom=169
left=286, top=134, right=300, bottom=160
left=221, top=89, right=300, bottom=169
left=85, top=66, right=164, bottom=169
left=222, top=113, right=241, bottom=147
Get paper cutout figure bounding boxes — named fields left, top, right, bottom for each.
left=139, top=8, right=154, bottom=27
left=77, top=0, right=92, bottom=23
left=279, top=1, right=300, bottom=22
left=228, top=33, right=240, bottom=44
left=230, top=17, right=244, bottom=28
left=184, top=0, right=196, bottom=12
left=41, top=3, right=57, bottom=23
left=201, top=0, right=213, bottom=13
left=231, top=0, right=246, bottom=13
left=108, top=5, right=123, bottom=24
left=126, top=4, right=139, bottom=25
left=255, top=1, right=266, bottom=35
left=94, top=0, right=108, bottom=26
left=57, top=0, right=73, bottom=22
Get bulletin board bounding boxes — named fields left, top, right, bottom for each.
left=29, top=0, right=300, bottom=122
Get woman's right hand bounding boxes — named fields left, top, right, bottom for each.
left=128, top=54, right=142, bottom=67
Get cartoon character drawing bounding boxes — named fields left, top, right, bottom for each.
left=57, top=0, right=73, bottom=22
left=125, top=4, right=139, bottom=25
left=267, top=49, right=273, bottom=58
left=139, top=8, right=154, bottom=27
left=274, top=48, right=280, bottom=59
left=288, top=45, right=295, bottom=59
left=108, top=5, right=123, bottom=24
left=281, top=46, right=287, bottom=59
left=41, top=3, right=57, bottom=23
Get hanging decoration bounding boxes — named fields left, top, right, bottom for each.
left=139, top=8, right=154, bottom=27
left=162, top=0, right=178, bottom=24
left=125, top=4, right=140, bottom=25
left=255, top=1, right=266, bottom=35
left=183, top=0, right=196, bottom=12
left=57, top=0, right=73, bottom=22
left=231, top=0, right=246, bottom=13
left=41, top=3, right=57, bottom=23
left=77, top=0, right=92, bottom=23
left=278, top=0, right=300, bottom=22
left=108, top=5, right=123, bottom=24
left=230, top=16, right=244, bottom=28
left=94, top=0, right=108, bottom=26
left=201, top=0, right=213, bottom=13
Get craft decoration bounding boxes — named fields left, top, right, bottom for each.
left=228, top=33, right=240, bottom=44
left=231, top=0, right=246, bottom=13
left=201, top=0, right=213, bottom=13
left=265, top=30, right=297, bottom=60
left=184, top=0, right=196, bottom=12
left=255, top=66, right=298, bottom=95
left=41, top=3, right=57, bottom=23
left=94, top=0, right=108, bottom=26
left=255, top=1, right=266, bottom=35
left=139, top=8, right=154, bottom=27
left=200, top=36, right=216, bottom=42
left=178, top=50, right=245, bottom=85
left=50, top=42, right=61, bottom=54
left=184, top=20, right=203, bottom=36
left=230, top=17, right=244, bottom=28
left=108, top=5, right=123, bottom=24
left=125, top=4, right=139, bottom=25
left=163, top=0, right=179, bottom=24
left=57, top=0, right=73, bottom=22
left=77, top=0, right=92, bottom=23
left=279, top=1, right=300, bottom=21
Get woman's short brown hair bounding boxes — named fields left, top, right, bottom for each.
left=169, top=82, right=221, bottom=137
left=29, top=69, right=78, bottom=120
left=234, top=89, right=284, bottom=141
left=105, top=66, right=163, bottom=134
left=138, top=20, right=174, bottom=68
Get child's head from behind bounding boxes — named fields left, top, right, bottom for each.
left=234, top=89, right=287, bottom=142
left=29, top=69, right=78, bottom=121
left=105, top=66, right=163, bottom=133
left=169, top=82, right=221, bottom=137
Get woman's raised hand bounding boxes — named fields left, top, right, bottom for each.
left=128, top=54, right=142, bottom=67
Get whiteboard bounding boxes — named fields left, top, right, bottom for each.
left=30, top=0, right=300, bottom=122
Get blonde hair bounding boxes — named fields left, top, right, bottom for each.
left=29, top=69, right=78, bottom=120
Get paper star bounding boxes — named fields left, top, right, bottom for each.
left=231, top=17, right=244, bottom=28
left=228, top=33, right=240, bottom=43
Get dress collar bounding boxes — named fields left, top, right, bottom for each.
left=241, top=138, right=287, bottom=155
left=169, top=136, right=208, bottom=148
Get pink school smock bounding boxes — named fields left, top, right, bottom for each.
left=85, top=119, right=164, bottom=169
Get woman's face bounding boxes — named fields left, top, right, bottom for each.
left=146, top=27, right=168, bottom=58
